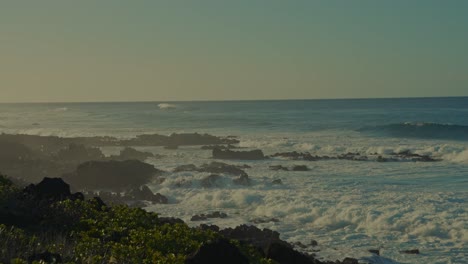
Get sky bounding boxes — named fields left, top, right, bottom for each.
left=1, top=0, right=467, bottom=103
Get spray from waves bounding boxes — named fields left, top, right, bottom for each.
left=358, top=122, right=468, bottom=140
left=157, top=103, right=177, bottom=110
left=50, top=107, right=68, bottom=112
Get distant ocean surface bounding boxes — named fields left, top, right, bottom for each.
left=1, top=97, right=467, bottom=263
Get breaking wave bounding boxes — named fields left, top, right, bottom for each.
left=358, top=122, right=468, bottom=140
left=157, top=103, right=177, bottom=110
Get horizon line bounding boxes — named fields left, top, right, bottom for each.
left=1, top=95, right=467, bottom=104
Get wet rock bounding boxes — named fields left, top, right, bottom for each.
left=200, top=174, right=222, bottom=188
left=369, top=249, right=380, bottom=255
left=199, top=162, right=248, bottom=177
left=109, top=147, right=155, bottom=161
left=173, top=164, right=198, bottom=172
left=174, top=179, right=192, bottom=188
left=250, top=217, right=280, bottom=224
left=64, top=160, right=162, bottom=191
left=270, top=165, right=289, bottom=171
left=191, top=211, right=227, bottom=221
left=292, top=165, right=309, bottom=171
left=128, top=185, right=168, bottom=204
left=201, top=144, right=238, bottom=150
left=233, top=174, right=251, bottom=186
left=185, top=238, right=249, bottom=264
left=174, top=162, right=248, bottom=177
left=271, top=179, right=283, bottom=185
left=127, top=133, right=239, bottom=146
left=310, top=240, right=318, bottom=247
left=400, top=249, right=420, bottom=254
left=28, top=251, right=62, bottom=263
left=213, top=148, right=265, bottom=160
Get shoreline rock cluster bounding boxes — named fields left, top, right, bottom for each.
left=0, top=175, right=360, bottom=264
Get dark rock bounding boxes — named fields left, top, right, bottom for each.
left=220, top=224, right=281, bottom=250
left=198, top=224, right=220, bottom=232
left=64, top=160, right=162, bottom=191
left=199, top=162, right=249, bottom=177
left=340, top=257, right=359, bottom=264
left=128, top=185, right=168, bottom=204
left=23, top=177, right=81, bottom=201
left=201, top=174, right=222, bottom=188
left=173, top=164, right=198, bottom=172
left=201, top=144, right=238, bottom=150
left=191, top=214, right=207, bottom=221
left=213, top=148, right=265, bottom=160
left=174, top=162, right=248, bottom=177
left=400, top=249, right=420, bottom=254
left=110, top=147, right=155, bottom=161
left=164, top=144, right=179, bottom=150
left=369, top=249, right=380, bottom=255
left=233, top=174, right=250, bottom=186
left=185, top=238, right=249, bottom=264
left=173, top=179, right=192, bottom=188
left=266, top=241, right=315, bottom=264
left=127, top=133, right=239, bottom=146
left=270, top=165, right=289, bottom=171
left=292, top=165, right=309, bottom=171
left=55, top=143, right=104, bottom=162
left=250, top=217, right=280, bottom=224
left=191, top=211, right=227, bottom=221
left=310, top=240, right=318, bottom=247
left=28, top=251, right=62, bottom=263
left=271, top=179, right=283, bottom=185
left=271, top=151, right=326, bottom=161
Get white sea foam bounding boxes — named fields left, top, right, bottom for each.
left=157, top=103, right=177, bottom=110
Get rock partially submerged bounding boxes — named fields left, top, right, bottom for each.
left=126, top=133, right=239, bottom=146
left=213, top=148, right=266, bottom=160
left=191, top=211, right=228, bottom=221
left=127, top=185, right=168, bottom=204
left=64, top=160, right=163, bottom=191
left=200, top=174, right=223, bottom=188
left=174, top=162, right=249, bottom=177
left=272, top=151, right=440, bottom=163
left=109, top=147, right=156, bottom=161
left=201, top=144, right=239, bottom=150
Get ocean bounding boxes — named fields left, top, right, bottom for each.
left=1, top=97, right=467, bottom=263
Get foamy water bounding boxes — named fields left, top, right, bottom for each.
left=1, top=98, right=467, bottom=263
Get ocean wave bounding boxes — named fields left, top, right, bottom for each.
left=358, top=122, right=468, bottom=140
left=157, top=103, right=177, bottom=110
left=51, top=107, right=68, bottom=112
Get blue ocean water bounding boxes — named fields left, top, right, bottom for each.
left=1, top=97, right=467, bottom=263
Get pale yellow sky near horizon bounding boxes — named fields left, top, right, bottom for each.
left=1, top=1, right=467, bottom=103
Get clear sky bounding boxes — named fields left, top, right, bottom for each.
left=1, top=0, right=467, bottom=102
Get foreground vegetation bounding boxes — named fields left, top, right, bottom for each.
left=0, top=174, right=271, bottom=264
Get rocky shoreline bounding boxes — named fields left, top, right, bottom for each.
left=0, top=132, right=432, bottom=263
